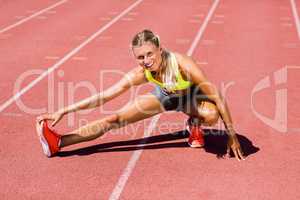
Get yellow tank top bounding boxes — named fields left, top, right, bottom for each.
left=144, top=53, right=193, bottom=92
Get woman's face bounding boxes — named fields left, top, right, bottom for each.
left=132, top=41, right=162, bottom=72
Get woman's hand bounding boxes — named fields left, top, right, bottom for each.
left=37, top=111, right=65, bottom=127
left=226, top=133, right=246, bottom=161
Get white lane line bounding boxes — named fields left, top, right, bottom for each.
left=26, top=10, right=36, bottom=14
left=36, top=16, right=48, bottom=20
left=187, top=0, right=220, bottom=56
left=0, top=0, right=144, bottom=113
left=280, top=17, right=291, bottom=21
left=197, top=61, right=209, bottom=65
left=290, top=0, right=300, bottom=40
left=45, top=10, right=57, bottom=14
left=108, top=1, right=220, bottom=199
left=97, top=36, right=112, bottom=40
left=281, top=23, right=293, bottom=27
left=212, top=20, right=224, bottom=24
left=175, top=38, right=190, bottom=44
left=45, top=56, right=60, bottom=60
left=108, top=11, right=119, bottom=15
left=1, top=112, right=23, bottom=117
left=215, top=14, right=225, bottom=18
left=193, top=14, right=205, bottom=18
left=0, top=0, right=67, bottom=34
left=128, top=12, right=139, bottom=16
left=108, top=116, right=159, bottom=200
left=15, top=16, right=26, bottom=19
left=72, top=56, right=88, bottom=61
left=121, top=17, right=134, bottom=21
left=202, top=39, right=216, bottom=45
left=189, top=19, right=201, bottom=24
left=100, top=17, right=112, bottom=21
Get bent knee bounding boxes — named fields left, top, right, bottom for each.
left=197, top=102, right=219, bottom=126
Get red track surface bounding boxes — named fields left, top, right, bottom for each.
left=1, top=0, right=300, bottom=199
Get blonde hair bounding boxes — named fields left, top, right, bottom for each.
left=131, top=29, right=179, bottom=92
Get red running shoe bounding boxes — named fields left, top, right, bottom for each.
left=36, top=120, right=61, bottom=157
left=187, top=118, right=205, bottom=148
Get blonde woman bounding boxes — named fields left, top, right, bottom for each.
left=36, top=30, right=245, bottom=161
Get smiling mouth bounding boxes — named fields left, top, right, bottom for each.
left=144, top=62, right=154, bottom=68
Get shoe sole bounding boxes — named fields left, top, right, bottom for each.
left=188, top=142, right=204, bottom=148
left=36, top=121, right=51, bottom=157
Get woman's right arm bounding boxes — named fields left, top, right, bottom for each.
left=37, top=67, right=146, bottom=126
left=60, top=67, right=146, bottom=114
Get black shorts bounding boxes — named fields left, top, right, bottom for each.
left=151, top=85, right=209, bottom=112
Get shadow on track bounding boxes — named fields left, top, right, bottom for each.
left=57, top=129, right=259, bottom=158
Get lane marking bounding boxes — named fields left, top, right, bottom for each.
left=280, top=17, right=291, bottom=21
left=108, top=116, right=159, bottom=200
left=36, top=16, right=48, bottom=20
left=175, top=38, right=190, bottom=44
left=45, top=56, right=60, bottom=60
left=0, top=0, right=68, bottom=34
left=290, top=0, right=300, bottom=40
left=189, top=19, right=201, bottom=23
left=0, top=0, right=145, bottom=113
left=197, top=61, right=209, bottom=65
left=100, top=17, right=112, bottom=21
left=187, top=0, right=220, bottom=56
left=1, top=112, right=23, bottom=117
left=128, top=12, right=138, bottom=16
left=280, top=6, right=289, bottom=10
left=108, top=1, right=220, bottom=199
left=97, top=36, right=112, bottom=40
left=193, top=14, right=205, bottom=18
left=281, top=23, right=293, bottom=27
left=73, top=35, right=86, bottom=40
left=15, top=16, right=26, bottom=19
left=72, top=56, right=88, bottom=61
left=212, top=20, right=224, bottom=24
left=108, top=11, right=119, bottom=15
left=26, top=10, right=36, bottom=14
left=202, top=39, right=216, bottom=45
left=121, top=17, right=134, bottom=21
left=45, top=10, right=57, bottom=14
left=282, top=42, right=298, bottom=48
left=215, top=14, right=225, bottom=18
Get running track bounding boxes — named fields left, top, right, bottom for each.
left=0, top=0, right=300, bottom=199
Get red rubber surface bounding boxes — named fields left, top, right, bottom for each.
left=0, top=0, right=300, bottom=199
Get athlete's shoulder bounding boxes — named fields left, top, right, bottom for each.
left=127, top=66, right=147, bottom=85
left=172, top=52, right=198, bottom=71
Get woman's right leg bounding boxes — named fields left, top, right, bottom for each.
left=60, top=94, right=164, bottom=147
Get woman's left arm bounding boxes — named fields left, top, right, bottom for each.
left=177, top=54, right=245, bottom=161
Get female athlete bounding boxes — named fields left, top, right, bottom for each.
left=36, top=29, right=245, bottom=161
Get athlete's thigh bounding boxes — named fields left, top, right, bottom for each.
left=117, top=93, right=164, bottom=124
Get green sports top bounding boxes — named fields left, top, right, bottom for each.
left=144, top=53, right=193, bottom=92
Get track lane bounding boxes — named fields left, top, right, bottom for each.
left=0, top=0, right=66, bottom=31
left=0, top=0, right=138, bottom=106
left=0, top=0, right=214, bottom=199
left=120, top=0, right=300, bottom=200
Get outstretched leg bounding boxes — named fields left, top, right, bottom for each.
left=60, top=94, right=164, bottom=147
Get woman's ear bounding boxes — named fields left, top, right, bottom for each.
left=159, top=47, right=163, bottom=54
